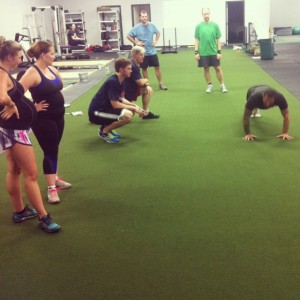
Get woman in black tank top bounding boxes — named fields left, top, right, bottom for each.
left=20, top=40, right=71, bottom=204
left=0, top=67, right=36, bottom=129
left=0, top=38, right=61, bottom=233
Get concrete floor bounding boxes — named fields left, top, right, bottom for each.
left=254, top=39, right=300, bottom=99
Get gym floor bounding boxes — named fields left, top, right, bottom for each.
left=1, top=40, right=300, bottom=299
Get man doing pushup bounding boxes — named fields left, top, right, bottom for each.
left=243, top=85, right=293, bottom=141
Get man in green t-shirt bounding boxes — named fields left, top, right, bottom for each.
left=194, top=8, right=228, bottom=93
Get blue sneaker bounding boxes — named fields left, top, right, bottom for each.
left=111, top=130, right=121, bottom=138
left=98, top=129, right=119, bottom=143
left=13, top=205, right=38, bottom=223
left=100, top=126, right=121, bottom=139
left=38, top=214, right=61, bottom=233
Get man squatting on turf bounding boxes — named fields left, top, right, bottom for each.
left=124, top=46, right=159, bottom=120
left=88, top=57, right=145, bottom=143
left=243, top=85, right=293, bottom=141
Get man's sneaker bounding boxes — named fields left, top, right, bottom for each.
left=56, top=177, right=72, bottom=189
left=251, top=109, right=261, bottom=118
left=12, top=205, right=38, bottom=223
left=159, top=84, right=168, bottom=90
left=48, top=188, right=60, bottom=204
left=100, top=126, right=120, bottom=139
left=98, top=129, right=119, bottom=143
left=206, top=84, right=213, bottom=93
left=142, top=111, right=160, bottom=119
left=38, top=214, right=61, bottom=233
left=221, top=84, right=228, bottom=93
left=110, top=130, right=121, bottom=138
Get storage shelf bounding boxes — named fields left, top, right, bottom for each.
left=99, top=21, right=116, bottom=23
left=98, top=9, right=121, bottom=50
left=101, top=39, right=119, bottom=42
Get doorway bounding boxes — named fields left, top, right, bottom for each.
left=226, top=1, right=245, bottom=44
left=131, top=4, right=151, bottom=26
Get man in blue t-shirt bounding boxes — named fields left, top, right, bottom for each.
left=243, top=85, right=293, bottom=141
left=88, top=58, right=145, bottom=143
left=124, top=46, right=159, bottom=120
left=127, top=10, right=168, bottom=91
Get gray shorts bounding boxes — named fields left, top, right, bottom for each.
left=198, top=55, right=220, bottom=68
left=0, top=128, right=32, bottom=150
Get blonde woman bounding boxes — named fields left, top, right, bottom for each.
left=0, top=37, right=60, bottom=233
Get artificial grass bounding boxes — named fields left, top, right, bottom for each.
left=1, top=48, right=300, bottom=300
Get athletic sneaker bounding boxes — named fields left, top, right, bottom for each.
left=12, top=205, right=38, bottom=223
left=142, top=111, right=160, bottom=119
left=110, top=130, right=121, bottom=138
left=38, top=214, right=61, bottom=233
left=221, top=84, right=228, bottom=93
left=100, top=125, right=120, bottom=139
left=98, top=129, right=119, bottom=143
left=159, top=84, right=168, bottom=90
left=48, top=188, right=60, bottom=204
left=206, top=84, right=213, bottom=93
left=56, top=177, right=72, bottom=189
left=251, top=110, right=261, bottom=118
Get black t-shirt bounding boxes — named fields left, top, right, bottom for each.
left=88, top=74, right=124, bottom=113
left=67, top=29, right=76, bottom=43
left=124, top=60, right=141, bottom=101
left=0, top=67, right=36, bottom=130
left=246, top=85, right=288, bottom=111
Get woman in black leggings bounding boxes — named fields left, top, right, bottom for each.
left=20, top=41, right=71, bottom=204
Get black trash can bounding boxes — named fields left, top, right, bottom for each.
left=258, top=39, right=274, bottom=60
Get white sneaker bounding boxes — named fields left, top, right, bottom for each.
left=251, top=109, right=261, bottom=118
left=255, top=112, right=261, bottom=117
left=221, top=84, right=228, bottom=93
left=206, top=84, right=213, bottom=93
left=47, top=188, right=60, bottom=204
left=55, top=177, right=72, bottom=189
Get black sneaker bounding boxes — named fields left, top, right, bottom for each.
left=38, top=214, right=61, bottom=233
left=12, top=205, right=38, bottom=223
left=142, top=112, right=160, bottom=119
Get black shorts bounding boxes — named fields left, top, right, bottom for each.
left=198, top=55, right=220, bottom=68
left=140, top=54, right=160, bottom=69
left=89, top=108, right=123, bottom=126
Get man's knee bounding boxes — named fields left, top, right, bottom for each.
left=119, top=109, right=133, bottom=122
left=140, top=87, right=150, bottom=96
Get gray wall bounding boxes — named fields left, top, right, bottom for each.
left=270, top=0, right=300, bottom=28
left=1, top=0, right=297, bottom=48
left=0, top=0, right=49, bottom=40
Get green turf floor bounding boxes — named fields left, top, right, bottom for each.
left=1, top=49, right=300, bottom=300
